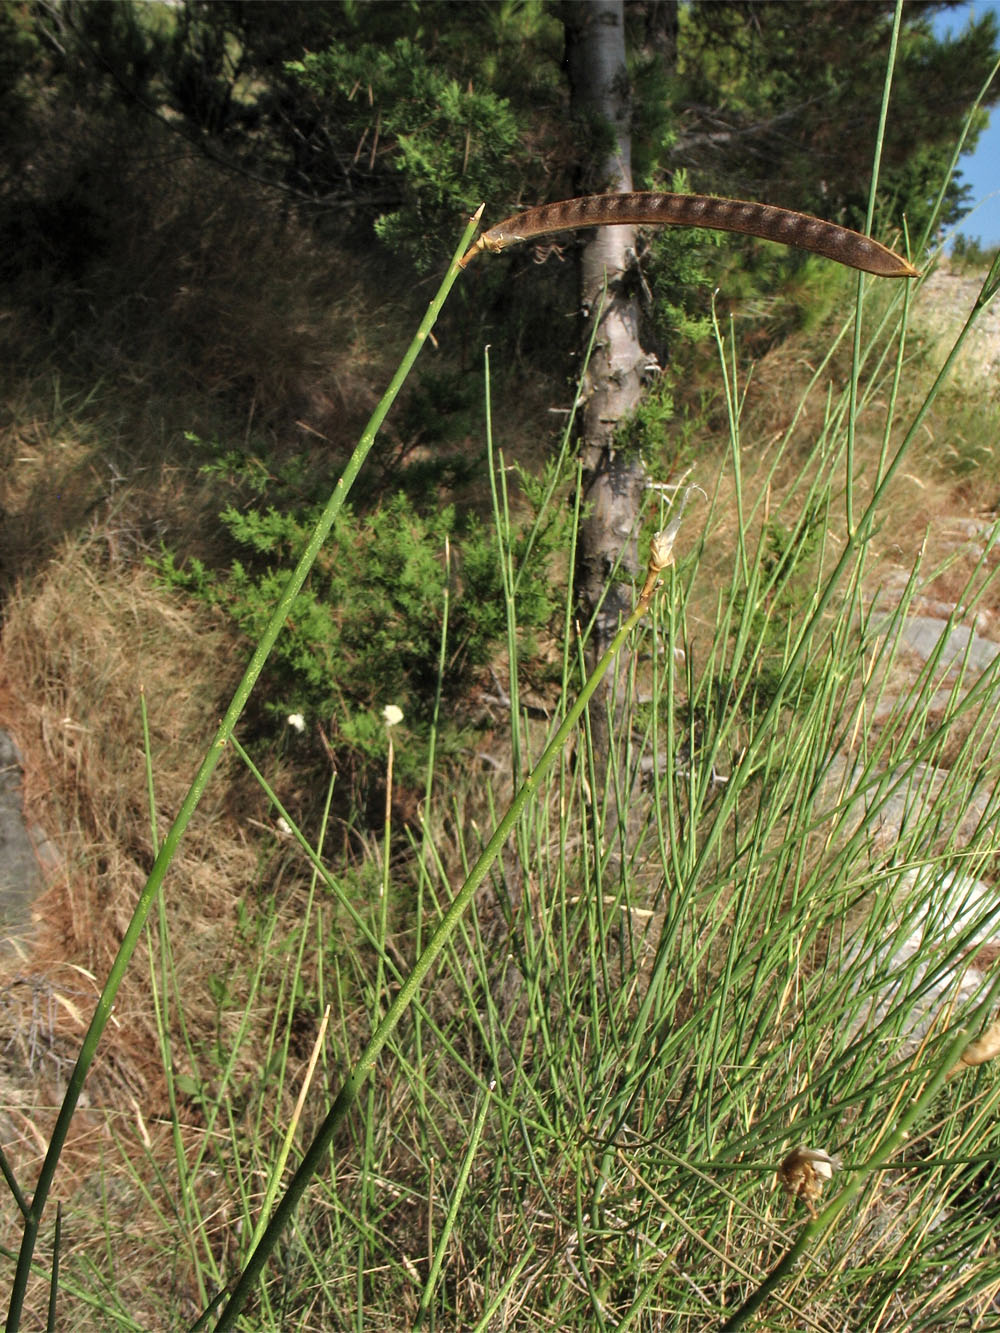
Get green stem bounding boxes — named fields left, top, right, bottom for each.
left=202, top=575, right=664, bottom=1331
left=44, top=1204, right=60, bottom=1333
left=4, top=206, right=484, bottom=1333
left=717, top=1025, right=972, bottom=1332
left=846, top=0, right=903, bottom=533
left=620, top=270, right=999, bottom=1099
left=414, top=1079, right=495, bottom=1329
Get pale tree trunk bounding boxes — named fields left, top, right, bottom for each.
left=562, top=1, right=649, bottom=761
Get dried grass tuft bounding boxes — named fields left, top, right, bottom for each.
left=0, top=529, right=264, bottom=1320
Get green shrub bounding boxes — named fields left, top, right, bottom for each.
left=950, top=231, right=1000, bottom=274
left=288, top=36, right=522, bottom=268
left=157, top=439, right=573, bottom=786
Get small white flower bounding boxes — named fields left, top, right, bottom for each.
left=276, top=817, right=293, bottom=837
left=287, top=713, right=306, bottom=733
left=382, top=704, right=404, bottom=727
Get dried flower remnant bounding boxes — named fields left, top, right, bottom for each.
left=778, top=1146, right=842, bottom=1218
left=649, top=527, right=677, bottom=573
left=950, top=1014, right=1000, bottom=1077
left=636, top=530, right=676, bottom=611
left=637, top=486, right=700, bottom=610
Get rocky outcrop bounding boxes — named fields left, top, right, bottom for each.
left=0, top=731, right=50, bottom=955
left=845, top=867, right=1000, bottom=1051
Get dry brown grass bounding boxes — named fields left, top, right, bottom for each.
left=0, top=529, right=271, bottom=1324
left=0, top=145, right=502, bottom=1321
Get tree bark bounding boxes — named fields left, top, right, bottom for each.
left=562, top=1, right=649, bottom=745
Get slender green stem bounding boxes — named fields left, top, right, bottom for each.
left=414, top=1079, right=495, bottom=1329
left=846, top=0, right=902, bottom=533
left=627, top=268, right=999, bottom=1068
left=44, top=1204, right=60, bottom=1333
left=915, top=53, right=1000, bottom=257
left=3, top=206, right=484, bottom=1333
left=717, top=1025, right=973, bottom=1331
left=202, top=562, right=667, bottom=1331
left=413, top=538, right=451, bottom=1113
left=469, top=1250, right=534, bottom=1333
left=141, top=691, right=213, bottom=1307
left=376, top=725, right=395, bottom=1016
left=0, top=1147, right=28, bottom=1220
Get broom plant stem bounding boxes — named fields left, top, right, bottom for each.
left=204, top=556, right=673, bottom=1331
left=4, top=207, right=484, bottom=1333
left=718, top=1025, right=973, bottom=1332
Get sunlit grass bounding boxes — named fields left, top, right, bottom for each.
left=22, top=241, right=998, bottom=1332
left=3, top=45, right=1000, bottom=1333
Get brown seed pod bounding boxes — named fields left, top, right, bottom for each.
left=460, top=192, right=918, bottom=278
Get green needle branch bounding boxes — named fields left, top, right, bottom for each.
left=718, top=1025, right=974, bottom=1332
left=199, top=526, right=683, bottom=1331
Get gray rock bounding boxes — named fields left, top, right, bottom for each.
left=819, top=753, right=998, bottom=855
left=870, top=614, right=1000, bottom=675
left=845, top=867, right=1000, bottom=1049
left=0, top=731, right=46, bottom=952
